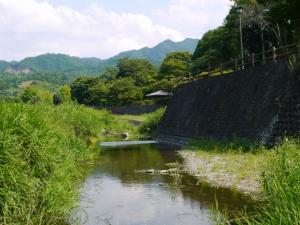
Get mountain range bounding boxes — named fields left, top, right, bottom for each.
left=0, top=38, right=198, bottom=75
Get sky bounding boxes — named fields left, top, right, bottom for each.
left=0, top=0, right=232, bottom=61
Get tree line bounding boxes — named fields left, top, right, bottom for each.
left=70, top=0, right=299, bottom=107
left=5, top=0, right=299, bottom=107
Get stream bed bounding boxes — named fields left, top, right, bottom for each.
left=75, top=143, right=254, bottom=225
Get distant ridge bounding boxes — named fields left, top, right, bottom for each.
left=0, top=38, right=198, bottom=74
left=104, top=38, right=199, bottom=66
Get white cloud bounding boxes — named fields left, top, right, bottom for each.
left=153, top=0, right=232, bottom=38
left=0, top=0, right=183, bottom=61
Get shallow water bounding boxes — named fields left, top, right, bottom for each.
left=76, top=143, right=253, bottom=225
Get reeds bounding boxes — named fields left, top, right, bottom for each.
left=0, top=102, right=131, bottom=224
left=242, top=139, right=300, bottom=225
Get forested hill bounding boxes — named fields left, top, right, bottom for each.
left=104, top=38, right=199, bottom=66
left=0, top=38, right=198, bottom=74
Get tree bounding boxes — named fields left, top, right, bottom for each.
left=86, top=81, right=109, bottom=106
left=192, top=26, right=239, bottom=74
left=158, top=51, right=192, bottom=79
left=70, top=77, right=98, bottom=105
left=258, top=0, right=300, bottom=42
left=116, top=58, right=157, bottom=86
left=108, top=78, right=143, bottom=106
left=100, top=67, right=118, bottom=82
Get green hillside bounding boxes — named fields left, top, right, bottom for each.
left=0, top=38, right=198, bottom=74
left=18, top=54, right=103, bottom=74
left=104, top=38, right=198, bottom=65
left=0, top=60, right=9, bottom=72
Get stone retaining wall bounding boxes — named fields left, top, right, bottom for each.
left=158, top=62, right=300, bottom=145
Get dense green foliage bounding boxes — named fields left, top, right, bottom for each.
left=19, top=86, right=53, bottom=104
left=158, top=51, right=192, bottom=79
left=139, top=108, right=166, bottom=136
left=116, top=58, right=157, bottom=86
left=192, top=26, right=239, bottom=73
left=192, top=0, right=300, bottom=74
left=0, top=39, right=198, bottom=100
left=0, top=102, right=135, bottom=224
left=70, top=76, right=144, bottom=107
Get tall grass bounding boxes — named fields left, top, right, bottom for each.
left=0, top=102, right=133, bottom=225
left=138, top=107, right=166, bottom=137
left=238, top=139, right=300, bottom=225
left=208, top=139, right=300, bottom=225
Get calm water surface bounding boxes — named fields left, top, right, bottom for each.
left=76, top=143, right=253, bottom=225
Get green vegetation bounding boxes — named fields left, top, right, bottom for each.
left=158, top=51, right=192, bottom=80
left=0, top=39, right=198, bottom=99
left=192, top=0, right=300, bottom=74
left=188, top=139, right=271, bottom=195
left=0, top=102, right=136, bottom=224
left=139, top=108, right=166, bottom=137
left=19, top=86, right=53, bottom=104
left=70, top=58, right=158, bottom=107
left=69, top=53, right=190, bottom=107
left=238, top=139, right=300, bottom=225
left=190, top=139, right=300, bottom=225
left=116, top=58, right=157, bottom=86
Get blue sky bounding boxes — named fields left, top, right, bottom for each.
left=0, top=0, right=232, bottom=61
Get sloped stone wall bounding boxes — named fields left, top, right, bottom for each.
left=158, top=62, right=299, bottom=145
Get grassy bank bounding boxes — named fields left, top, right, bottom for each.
left=138, top=107, right=166, bottom=137
left=0, top=102, right=135, bottom=225
left=186, top=138, right=300, bottom=224
left=238, top=139, right=300, bottom=225
left=183, top=139, right=272, bottom=195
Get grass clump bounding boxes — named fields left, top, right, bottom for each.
left=0, top=102, right=133, bottom=225
left=238, top=139, right=300, bottom=225
left=138, top=107, right=166, bottom=137
left=205, top=139, right=300, bottom=225
left=190, top=137, right=259, bottom=153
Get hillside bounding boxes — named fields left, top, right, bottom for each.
left=14, top=54, right=103, bottom=74
left=0, top=38, right=198, bottom=74
left=104, top=38, right=199, bottom=66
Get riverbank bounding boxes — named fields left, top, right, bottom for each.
left=178, top=150, right=269, bottom=196
left=177, top=139, right=300, bottom=224
left=0, top=102, right=136, bottom=225
left=174, top=139, right=274, bottom=197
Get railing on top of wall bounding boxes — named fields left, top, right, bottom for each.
left=182, top=42, right=300, bottom=82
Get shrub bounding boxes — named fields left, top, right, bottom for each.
left=139, top=107, right=166, bottom=136
left=53, top=93, right=63, bottom=105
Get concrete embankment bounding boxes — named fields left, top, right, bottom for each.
left=158, top=61, right=300, bottom=146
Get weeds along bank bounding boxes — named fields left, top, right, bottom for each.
left=0, top=102, right=135, bottom=225
left=240, top=139, right=300, bottom=225
left=186, top=139, right=300, bottom=224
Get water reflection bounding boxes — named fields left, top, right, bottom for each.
left=76, top=144, right=253, bottom=225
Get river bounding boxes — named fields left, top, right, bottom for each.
left=74, top=143, right=253, bottom=225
